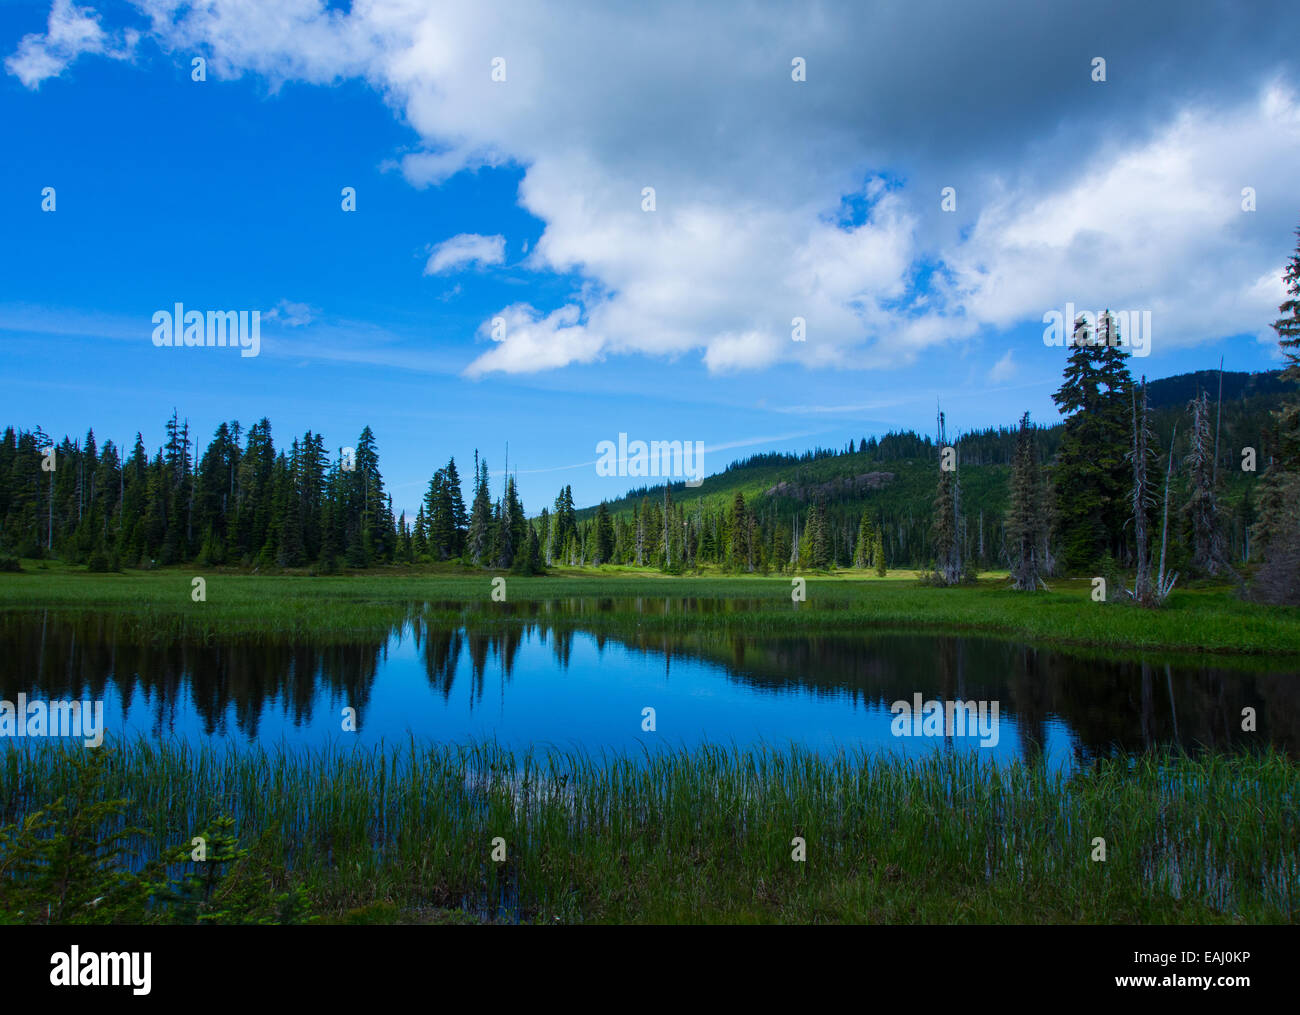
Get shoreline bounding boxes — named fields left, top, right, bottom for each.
left=1, top=564, right=1297, bottom=657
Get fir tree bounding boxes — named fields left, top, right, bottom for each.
left=425, top=469, right=453, bottom=558
left=1006, top=412, right=1045, bottom=591
left=727, top=491, right=749, bottom=571
left=1250, top=223, right=1300, bottom=603
left=1275, top=225, right=1300, bottom=384
left=413, top=505, right=428, bottom=559
left=930, top=410, right=962, bottom=585
left=804, top=499, right=831, bottom=569
left=398, top=511, right=413, bottom=563
left=853, top=512, right=875, bottom=568
left=444, top=457, right=468, bottom=556
left=512, top=522, right=544, bottom=575
left=465, top=452, right=493, bottom=565
left=593, top=502, right=615, bottom=564
left=1052, top=313, right=1133, bottom=570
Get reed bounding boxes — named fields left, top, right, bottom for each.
left=2, top=737, right=1296, bottom=924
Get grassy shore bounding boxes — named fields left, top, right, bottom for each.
left=1, top=737, right=1296, bottom=925
left=0, top=560, right=1296, bottom=656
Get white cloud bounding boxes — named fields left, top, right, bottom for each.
left=6, top=0, right=138, bottom=88
left=424, top=233, right=506, bottom=275
left=464, top=303, right=604, bottom=377
left=11, top=2, right=1300, bottom=376
left=947, top=82, right=1300, bottom=353
left=988, top=349, right=1016, bottom=384
left=264, top=299, right=316, bottom=327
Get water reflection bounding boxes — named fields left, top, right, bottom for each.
left=1, top=602, right=1296, bottom=765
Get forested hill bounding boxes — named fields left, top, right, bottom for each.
left=576, top=369, right=1288, bottom=569
left=1, top=366, right=1288, bottom=574
left=1143, top=368, right=1290, bottom=409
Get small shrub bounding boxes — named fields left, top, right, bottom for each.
left=0, top=751, right=309, bottom=926
left=1097, top=551, right=1123, bottom=602
left=0, top=750, right=154, bottom=925
left=155, top=818, right=310, bottom=925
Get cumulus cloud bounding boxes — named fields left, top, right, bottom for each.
left=946, top=81, right=1300, bottom=352
left=464, top=303, right=604, bottom=377
left=424, top=233, right=507, bottom=275
left=6, top=0, right=138, bottom=88
left=13, top=0, right=1300, bottom=374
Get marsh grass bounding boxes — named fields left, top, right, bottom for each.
left=2, top=737, right=1296, bottom=924
left=1, top=567, right=1297, bottom=656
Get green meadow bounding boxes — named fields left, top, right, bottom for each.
left=0, top=561, right=1296, bottom=656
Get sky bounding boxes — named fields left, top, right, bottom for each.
left=2, top=0, right=1298, bottom=518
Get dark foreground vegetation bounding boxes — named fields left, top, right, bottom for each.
left=1, top=739, right=1296, bottom=925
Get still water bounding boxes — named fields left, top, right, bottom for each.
left=1, top=600, right=1295, bottom=768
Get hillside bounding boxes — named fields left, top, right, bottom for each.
left=570, top=368, right=1290, bottom=571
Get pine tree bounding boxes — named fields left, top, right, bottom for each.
left=444, top=457, right=468, bottom=556
left=412, top=505, right=428, bottom=559
left=494, top=476, right=525, bottom=569
left=1250, top=223, right=1300, bottom=603
left=236, top=420, right=275, bottom=562
left=593, top=502, right=615, bottom=564
left=511, top=522, right=543, bottom=575
left=1052, top=313, right=1134, bottom=571
left=425, top=469, right=453, bottom=558
left=353, top=427, right=392, bottom=564
left=634, top=498, right=647, bottom=566
left=509, top=478, right=528, bottom=563
left=930, top=410, right=962, bottom=584
left=194, top=423, right=237, bottom=559
left=548, top=486, right=575, bottom=565
left=772, top=518, right=790, bottom=573
left=398, top=511, right=413, bottom=563
left=318, top=482, right=340, bottom=574
left=1096, top=317, right=1136, bottom=556
left=299, top=431, right=326, bottom=561
left=276, top=475, right=305, bottom=567
left=1006, top=411, right=1045, bottom=591
left=854, top=512, right=875, bottom=568
left=465, top=452, right=493, bottom=565
left=1275, top=225, right=1300, bottom=384
left=727, top=491, right=749, bottom=571
left=538, top=507, right=551, bottom=564
left=803, top=499, right=831, bottom=569
left=122, top=434, right=148, bottom=561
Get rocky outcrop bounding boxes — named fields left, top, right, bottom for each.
left=763, top=472, right=894, bottom=501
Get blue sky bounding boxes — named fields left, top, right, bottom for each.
left=2, top=0, right=1297, bottom=517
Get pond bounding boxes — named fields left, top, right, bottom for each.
left=1, top=600, right=1295, bottom=768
